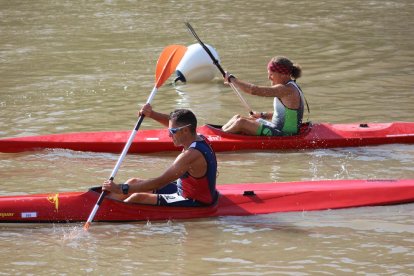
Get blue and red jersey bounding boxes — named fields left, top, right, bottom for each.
left=177, top=136, right=218, bottom=205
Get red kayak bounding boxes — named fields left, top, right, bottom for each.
left=1, top=122, right=414, bottom=154
left=0, top=179, right=413, bottom=223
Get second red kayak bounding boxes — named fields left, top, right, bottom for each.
left=1, top=121, right=414, bottom=153
left=0, top=179, right=413, bottom=223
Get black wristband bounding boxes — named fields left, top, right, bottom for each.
left=228, top=74, right=236, bottom=83
left=121, top=183, right=129, bottom=195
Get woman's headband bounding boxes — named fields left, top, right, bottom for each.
left=267, top=61, right=291, bottom=75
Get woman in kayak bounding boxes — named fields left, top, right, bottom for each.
left=102, top=105, right=218, bottom=206
left=222, top=56, right=305, bottom=136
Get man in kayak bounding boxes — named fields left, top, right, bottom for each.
left=102, top=104, right=218, bottom=206
left=222, top=56, right=306, bottom=136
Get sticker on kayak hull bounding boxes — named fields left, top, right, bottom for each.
left=47, top=193, right=59, bottom=211
left=207, top=135, right=221, bottom=141
left=0, top=213, right=14, bottom=218
left=21, top=212, right=37, bottom=218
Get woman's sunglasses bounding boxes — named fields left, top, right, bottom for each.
left=168, top=124, right=191, bottom=135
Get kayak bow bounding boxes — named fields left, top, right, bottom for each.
left=1, top=122, right=414, bottom=153
left=0, top=179, right=413, bottom=223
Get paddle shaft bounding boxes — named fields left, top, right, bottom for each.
left=185, top=22, right=253, bottom=115
left=107, top=83, right=160, bottom=180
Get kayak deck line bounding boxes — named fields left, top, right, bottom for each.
left=1, top=121, right=414, bottom=154
left=386, top=133, right=414, bottom=137
left=0, top=179, right=413, bottom=223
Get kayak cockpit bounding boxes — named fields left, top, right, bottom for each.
left=203, top=122, right=313, bottom=137
left=87, top=186, right=220, bottom=208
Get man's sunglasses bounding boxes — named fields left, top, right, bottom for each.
left=168, top=124, right=191, bottom=135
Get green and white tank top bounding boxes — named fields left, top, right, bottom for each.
left=271, top=80, right=305, bottom=135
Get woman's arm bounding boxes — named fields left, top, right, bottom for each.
left=225, top=72, right=292, bottom=98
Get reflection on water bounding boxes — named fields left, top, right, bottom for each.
left=1, top=0, right=414, bottom=274
left=2, top=203, right=412, bottom=275
left=1, top=144, right=413, bottom=193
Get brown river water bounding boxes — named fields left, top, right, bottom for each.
left=0, top=0, right=413, bottom=275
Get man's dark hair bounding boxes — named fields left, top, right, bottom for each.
left=169, top=109, right=197, bottom=134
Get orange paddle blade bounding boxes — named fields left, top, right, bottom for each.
left=155, top=45, right=187, bottom=88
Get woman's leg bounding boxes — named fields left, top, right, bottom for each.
left=222, top=114, right=241, bottom=131
left=223, top=116, right=260, bottom=135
